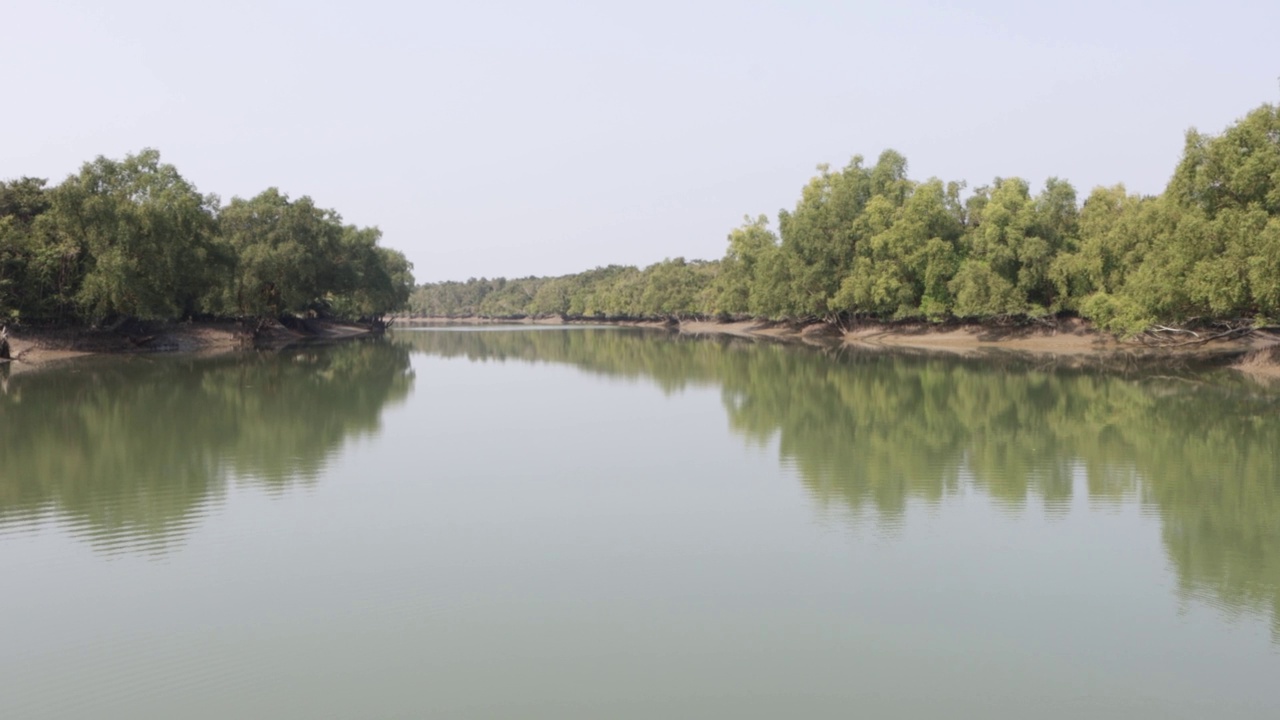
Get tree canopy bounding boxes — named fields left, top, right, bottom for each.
left=0, top=150, right=414, bottom=325
left=409, top=101, right=1280, bottom=336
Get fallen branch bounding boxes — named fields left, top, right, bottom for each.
left=1152, top=325, right=1199, bottom=337
left=1158, top=326, right=1254, bottom=347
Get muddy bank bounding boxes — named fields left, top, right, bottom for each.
left=1, top=319, right=383, bottom=373
left=397, top=315, right=1280, bottom=370
left=1234, top=344, right=1280, bottom=381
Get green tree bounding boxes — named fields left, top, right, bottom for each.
left=831, top=178, right=963, bottom=318
left=0, top=177, right=59, bottom=321
left=951, top=177, right=1078, bottom=316
left=638, top=258, right=715, bottom=318
left=331, top=231, right=414, bottom=318
left=477, top=276, right=546, bottom=316
left=596, top=266, right=647, bottom=316
left=528, top=276, right=573, bottom=315
left=216, top=188, right=349, bottom=317
left=712, top=215, right=778, bottom=315
left=47, top=149, right=222, bottom=321
left=776, top=155, right=874, bottom=316
left=1169, top=104, right=1280, bottom=217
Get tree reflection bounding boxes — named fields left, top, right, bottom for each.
left=0, top=340, right=413, bottom=554
left=402, top=328, right=1280, bottom=637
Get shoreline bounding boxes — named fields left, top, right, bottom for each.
left=5, top=315, right=1278, bottom=380
left=1, top=320, right=382, bottom=374
left=395, top=315, right=1280, bottom=377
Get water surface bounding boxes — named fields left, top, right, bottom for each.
left=1, top=329, right=1278, bottom=719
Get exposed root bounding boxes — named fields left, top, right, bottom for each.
left=1139, top=321, right=1257, bottom=347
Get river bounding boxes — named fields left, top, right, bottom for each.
left=1, top=327, right=1277, bottom=719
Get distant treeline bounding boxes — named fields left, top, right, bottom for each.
left=411, top=102, right=1280, bottom=335
left=409, top=259, right=719, bottom=319
left=0, top=149, right=413, bottom=325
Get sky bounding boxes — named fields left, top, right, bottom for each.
left=3, top=0, right=1278, bottom=283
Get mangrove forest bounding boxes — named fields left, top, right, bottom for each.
left=410, top=101, right=1280, bottom=336
left=0, top=149, right=414, bottom=326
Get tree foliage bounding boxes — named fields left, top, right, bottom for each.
left=48, top=150, right=223, bottom=321
left=0, top=149, right=414, bottom=325
left=409, top=101, right=1280, bottom=335
left=411, top=260, right=722, bottom=320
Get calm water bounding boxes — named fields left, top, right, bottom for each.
left=1, top=328, right=1278, bottom=719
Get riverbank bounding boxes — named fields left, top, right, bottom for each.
left=8, top=315, right=1278, bottom=379
left=1235, top=345, right=1280, bottom=379
left=1, top=319, right=382, bottom=373
left=396, top=315, right=1280, bottom=375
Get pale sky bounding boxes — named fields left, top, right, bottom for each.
left=4, top=0, right=1278, bottom=282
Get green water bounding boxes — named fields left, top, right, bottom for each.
left=1, top=328, right=1277, bottom=719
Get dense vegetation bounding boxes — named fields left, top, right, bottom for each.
left=0, top=149, right=414, bottom=325
left=411, top=102, right=1280, bottom=335
left=409, top=259, right=719, bottom=319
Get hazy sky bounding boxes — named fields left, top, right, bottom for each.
left=4, top=1, right=1278, bottom=282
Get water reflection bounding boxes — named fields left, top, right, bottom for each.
left=0, top=340, right=413, bottom=554
left=400, top=328, right=1280, bottom=638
